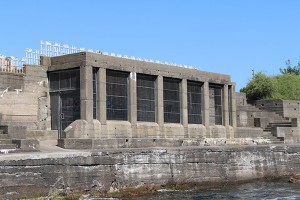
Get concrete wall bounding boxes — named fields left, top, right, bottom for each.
left=0, top=65, right=51, bottom=136
left=0, top=72, right=24, bottom=90
left=0, top=145, right=299, bottom=199
left=236, top=93, right=258, bottom=127
left=251, top=99, right=300, bottom=118
left=236, top=93, right=293, bottom=129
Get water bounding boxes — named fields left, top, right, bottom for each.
left=90, top=179, right=300, bottom=200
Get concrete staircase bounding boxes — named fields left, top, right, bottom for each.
left=263, top=122, right=293, bottom=132
left=0, top=129, right=18, bottom=154
left=261, top=131, right=284, bottom=144
left=238, top=100, right=292, bottom=144
left=254, top=106, right=292, bottom=144
left=0, top=125, right=42, bottom=154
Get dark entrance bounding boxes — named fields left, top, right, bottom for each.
left=49, top=69, right=80, bottom=138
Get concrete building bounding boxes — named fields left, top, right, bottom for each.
left=0, top=50, right=299, bottom=151
left=42, top=52, right=236, bottom=148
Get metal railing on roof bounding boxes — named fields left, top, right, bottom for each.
left=1, top=40, right=196, bottom=74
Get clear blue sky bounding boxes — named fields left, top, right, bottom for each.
left=1, top=0, right=299, bottom=90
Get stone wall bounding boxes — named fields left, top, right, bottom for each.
left=0, top=72, right=24, bottom=90
left=1, top=145, right=299, bottom=199
left=236, top=93, right=293, bottom=129
left=251, top=99, right=300, bottom=118
left=0, top=65, right=51, bottom=136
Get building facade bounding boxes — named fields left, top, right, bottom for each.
left=42, top=52, right=237, bottom=148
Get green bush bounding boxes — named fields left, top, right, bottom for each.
left=271, top=74, right=300, bottom=100
left=240, top=72, right=300, bottom=100
left=240, top=72, right=274, bottom=100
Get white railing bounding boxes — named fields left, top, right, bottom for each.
left=1, top=40, right=196, bottom=74
left=0, top=56, right=25, bottom=73
left=37, top=40, right=196, bottom=69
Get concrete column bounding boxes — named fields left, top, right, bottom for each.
left=231, top=84, right=237, bottom=128
left=181, top=79, right=188, bottom=138
left=80, top=65, right=93, bottom=123
left=129, top=72, right=137, bottom=138
left=203, top=82, right=210, bottom=137
left=156, top=75, right=164, bottom=138
left=223, top=84, right=229, bottom=138
left=97, top=67, right=106, bottom=125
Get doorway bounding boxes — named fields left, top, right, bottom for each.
left=49, top=69, right=80, bottom=138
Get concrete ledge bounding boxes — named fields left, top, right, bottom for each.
left=273, top=127, right=300, bottom=143
left=57, top=138, right=93, bottom=149
left=136, top=122, right=159, bottom=138
left=210, top=125, right=226, bottom=138
left=59, top=138, right=205, bottom=149
left=0, top=125, right=27, bottom=139
left=12, top=139, right=40, bottom=151
left=188, top=124, right=206, bottom=138
left=234, top=127, right=263, bottom=138
left=163, top=123, right=185, bottom=138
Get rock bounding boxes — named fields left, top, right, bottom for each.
left=79, top=194, right=91, bottom=200
left=288, top=176, right=297, bottom=183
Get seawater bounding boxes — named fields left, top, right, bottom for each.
left=89, top=179, right=300, bottom=200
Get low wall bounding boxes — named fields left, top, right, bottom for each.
left=1, top=145, right=300, bottom=199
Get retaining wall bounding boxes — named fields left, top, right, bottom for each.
left=1, top=145, right=300, bottom=199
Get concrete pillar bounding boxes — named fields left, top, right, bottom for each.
left=156, top=75, right=164, bottom=138
left=231, top=84, right=237, bottom=128
left=223, top=84, right=230, bottom=138
left=129, top=72, right=137, bottom=138
left=203, top=82, right=210, bottom=137
left=97, top=67, right=106, bottom=125
left=181, top=79, right=188, bottom=138
left=80, top=65, right=93, bottom=123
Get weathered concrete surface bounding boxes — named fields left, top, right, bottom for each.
left=251, top=99, right=300, bottom=118
left=0, top=145, right=300, bottom=199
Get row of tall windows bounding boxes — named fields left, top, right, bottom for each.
left=92, top=69, right=228, bottom=125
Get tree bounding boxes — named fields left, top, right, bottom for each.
left=271, top=73, right=300, bottom=100
left=279, top=59, right=300, bottom=75
left=240, top=72, right=274, bottom=100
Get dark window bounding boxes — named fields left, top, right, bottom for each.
left=93, top=68, right=98, bottom=119
left=228, top=85, right=232, bottom=126
left=49, top=69, right=80, bottom=92
left=137, top=74, right=156, bottom=122
left=49, top=72, right=59, bottom=91
left=106, top=70, right=129, bottom=121
left=164, top=78, right=181, bottom=123
left=209, top=84, right=223, bottom=125
left=187, top=81, right=203, bottom=124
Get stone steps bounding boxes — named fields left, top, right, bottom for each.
left=263, top=122, right=292, bottom=132
left=0, top=143, right=17, bottom=149
left=0, top=130, right=9, bottom=139
left=0, top=126, right=40, bottom=153
left=0, top=130, right=17, bottom=152
left=0, top=139, right=14, bottom=144
left=261, top=131, right=284, bottom=144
